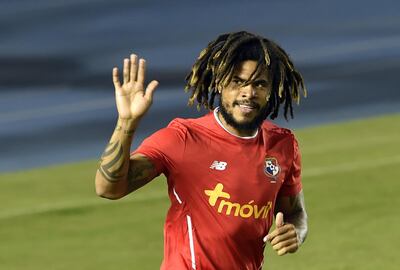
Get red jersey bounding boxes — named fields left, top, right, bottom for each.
left=133, top=108, right=302, bottom=270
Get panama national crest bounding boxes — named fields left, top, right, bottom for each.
left=264, top=157, right=280, bottom=179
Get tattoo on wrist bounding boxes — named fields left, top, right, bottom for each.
left=123, top=129, right=134, bottom=136
left=116, top=125, right=134, bottom=136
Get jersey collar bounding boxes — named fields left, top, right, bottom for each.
left=213, top=107, right=259, bottom=139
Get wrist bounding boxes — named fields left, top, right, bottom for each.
left=117, top=117, right=140, bottom=135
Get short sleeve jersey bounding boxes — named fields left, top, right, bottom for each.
left=133, top=109, right=302, bottom=270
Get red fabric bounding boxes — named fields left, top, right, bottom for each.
left=133, top=111, right=302, bottom=270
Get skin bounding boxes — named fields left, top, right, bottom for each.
left=217, top=60, right=308, bottom=255
left=95, top=54, right=160, bottom=199
left=95, top=54, right=308, bottom=256
left=217, top=60, right=270, bottom=137
left=265, top=191, right=308, bottom=256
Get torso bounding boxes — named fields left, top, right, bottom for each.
left=160, top=112, right=296, bottom=269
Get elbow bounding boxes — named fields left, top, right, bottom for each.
left=95, top=171, right=124, bottom=200
left=95, top=186, right=122, bottom=200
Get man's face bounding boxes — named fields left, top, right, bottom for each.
left=218, top=60, right=271, bottom=132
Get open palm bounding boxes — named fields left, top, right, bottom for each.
left=113, top=54, right=159, bottom=120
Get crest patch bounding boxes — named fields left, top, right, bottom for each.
left=264, top=157, right=280, bottom=180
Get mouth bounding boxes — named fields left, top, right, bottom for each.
left=235, top=102, right=259, bottom=114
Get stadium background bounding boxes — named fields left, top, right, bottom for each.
left=1, top=0, right=399, bottom=269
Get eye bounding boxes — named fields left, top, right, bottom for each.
left=255, top=82, right=267, bottom=88
left=232, top=78, right=243, bottom=85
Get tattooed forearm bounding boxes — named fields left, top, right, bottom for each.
left=98, top=119, right=137, bottom=183
left=95, top=118, right=157, bottom=198
left=99, top=141, right=126, bottom=182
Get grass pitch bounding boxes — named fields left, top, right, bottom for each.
left=1, top=114, right=399, bottom=270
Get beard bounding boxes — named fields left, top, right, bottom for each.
left=218, top=96, right=268, bottom=132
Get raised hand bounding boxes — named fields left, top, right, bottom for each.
left=113, top=54, right=159, bottom=120
left=264, top=212, right=300, bottom=256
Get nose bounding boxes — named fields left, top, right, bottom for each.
left=240, top=84, right=256, bottom=98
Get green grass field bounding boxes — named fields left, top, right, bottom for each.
left=1, top=114, right=400, bottom=270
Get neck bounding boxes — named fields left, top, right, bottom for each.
left=215, top=109, right=258, bottom=138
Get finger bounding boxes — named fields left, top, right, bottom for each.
left=145, top=80, right=159, bottom=100
left=265, top=225, right=291, bottom=242
left=270, top=229, right=297, bottom=246
left=130, top=54, right=138, bottom=82
left=112, top=67, right=121, bottom=89
left=263, top=235, right=268, bottom=243
left=137, top=58, right=146, bottom=86
left=123, top=58, right=130, bottom=84
left=272, top=237, right=298, bottom=251
left=276, top=212, right=284, bottom=228
left=277, top=242, right=299, bottom=256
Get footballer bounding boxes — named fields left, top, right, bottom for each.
left=95, top=31, right=308, bottom=269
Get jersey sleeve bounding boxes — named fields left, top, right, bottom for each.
left=279, top=134, right=302, bottom=197
left=131, top=120, right=187, bottom=176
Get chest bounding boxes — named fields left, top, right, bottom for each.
left=175, top=131, right=293, bottom=204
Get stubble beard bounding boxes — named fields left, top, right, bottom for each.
left=218, top=96, right=267, bottom=132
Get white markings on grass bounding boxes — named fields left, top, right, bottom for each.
left=2, top=154, right=400, bottom=220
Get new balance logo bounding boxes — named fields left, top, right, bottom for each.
left=210, top=161, right=227, bottom=171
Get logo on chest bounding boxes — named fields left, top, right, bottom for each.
left=204, top=183, right=272, bottom=219
left=264, top=157, right=280, bottom=181
left=210, top=160, right=227, bottom=171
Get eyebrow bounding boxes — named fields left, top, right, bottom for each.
left=253, top=79, right=268, bottom=84
left=233, top=76, right=268, bottom=84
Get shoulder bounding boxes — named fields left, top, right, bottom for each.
left=261, top=121, right=299, bottom=150
left=167, top=112, right=214, bottom=131
left=261, top=121, right=295, bottom=137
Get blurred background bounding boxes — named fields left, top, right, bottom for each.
left=1, top=0, right=399, bottom=171
left=0, top=0, right=400, bottom=269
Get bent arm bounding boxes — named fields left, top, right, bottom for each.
left=275, top=190, right=308, bottom=245
left=95, top=54, right=159, bottom=199
left=95, top=118, right=158, bottom=199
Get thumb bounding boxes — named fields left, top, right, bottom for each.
left=276, top=212, right=284, bottom=228
left=145, top=80, right=159, bottom=100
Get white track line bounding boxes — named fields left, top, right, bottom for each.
left=1, top=155, right=400, bottom=220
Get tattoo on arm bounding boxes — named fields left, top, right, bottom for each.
left=99, top=141, right=126, bottom=182
left=115, top=124, right=135, bottom=136
left=127, top=156, right=157, bottom=192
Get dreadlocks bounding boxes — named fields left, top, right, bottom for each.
left=185, top=31, right=307, bottom=120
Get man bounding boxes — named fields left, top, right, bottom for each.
left=95, top=31, right=308, bottom=269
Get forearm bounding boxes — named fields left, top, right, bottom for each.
left=95, top=118, right=139, bottom=199
left=286, top=207, right=308, bottom=245
left=275, top=190, right=308, bottom=246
